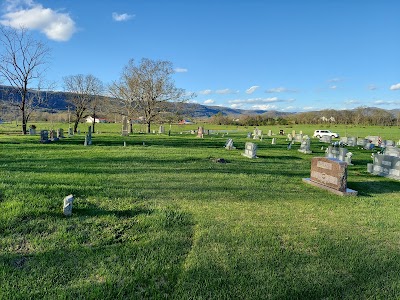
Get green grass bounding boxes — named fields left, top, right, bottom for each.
left=1, top=127, right=400, bottom=299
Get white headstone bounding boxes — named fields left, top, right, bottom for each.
left=63, top=195, right=74, bottom=216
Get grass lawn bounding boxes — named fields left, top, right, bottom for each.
left=1, top=126, right=400, bottom=299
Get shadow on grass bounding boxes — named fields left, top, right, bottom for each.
left=0, top=205, right=195, bottom=299
left=173, top=233, right=400, bottom=299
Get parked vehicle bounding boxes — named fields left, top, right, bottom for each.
left=313, top=129, right=339, bottom=138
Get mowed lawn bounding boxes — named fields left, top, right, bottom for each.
left=1, top=129, right=400, bottom=299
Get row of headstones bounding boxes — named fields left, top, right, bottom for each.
left=226, top=140, right=311, bottom=158
left=40, top=129, right=65, bottom=143
left=325, top=146, right=353, bottom=165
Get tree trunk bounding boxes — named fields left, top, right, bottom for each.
left=22, top=109, right=27, bottom=135
left=147, top=121, right=151, bottom=133
left=74, top=119, right=79, bottom=133
left=129, top=119, right=133, bottom=133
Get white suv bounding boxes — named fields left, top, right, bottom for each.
left=313, top=130, right=339, bottom=138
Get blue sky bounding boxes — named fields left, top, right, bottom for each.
left=1, top=0, right=399, bottom=112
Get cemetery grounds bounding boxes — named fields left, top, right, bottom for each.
left=0, top=123, right=400, bottom=299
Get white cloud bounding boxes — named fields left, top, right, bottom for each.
left=216, top=88, right=238, bottom=94
left=368, top=84, right=378, bottom=90
left=0, top=0, right=76, bottom=41
left=230, top=103, right=243, bottom=109
left=245, top=85, right=259, bottom=94
left=303, top=106, right=314, bottom=111
left=373, top=100, right=400, bottom=106
left=229, top=97, right=294, bottom=105
left=252, top=104, right=277, bottom=110
left=174, top=68, right=188, bottom=73
left=204, top=99, right=214, bottom=104
left=344, top=99, right=360, bottom=105
left=199, top=89, right=212, bottom=95
left=330, top=85, right=337, bottom=89
left=112, top=12, right=135, bottom=22
left=390, top=83, right=400, bottom=90
left=265, top=87, right=296, bottom=93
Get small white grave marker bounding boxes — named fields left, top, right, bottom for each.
left=63, top=195, right=74, bottom=216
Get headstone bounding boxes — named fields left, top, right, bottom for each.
left=121, top=116, right=129, bottom=136
left=197, top=127, right=204, bottom=138
left=384, top=146, right=400, bottom=157
left=347, top=137, right=357, bottom=147
left=271, top=138, right=276, bottom=145
left=267, top=130, right=272, bottom=137
left=63, top=194, right=74, bottom=216
left=357, top=138, right=368, bottom=147
left=49, top=129, right=56, bottom=140
left=338, top=147, right=348, bottom=162
left=298, top=136, right=311, bottom=154
left=242, top=142, right=257, bottom=158
left=303, top=157, right=357, bottom=196
left=29, top=128, right=36, bottom=135
left=40, top=130, right=49, bottom=143
left=367, top=154, right=400, bottom=181
left=366, top=136, right=380, bottom=146
left=85, top=126, right=92, bottom=146
left=224, top=139, right=235, bottom=150
left=320, top=135, right=332, bottom=143
left=326, top=145, right=340, bottom=159
left=340, top=137, right=348, bottom=144
left=247, top=132, right=252, bottom=138
left=385, top=140, right=395, bottom=147
left=287, top=142, right=292, bottom=150
left=292, top=130, right=296, bottom=137
left=159, top=125, right=165, bottom=134
left=253, top=128, right=262, bottom=139
left=344, top=152, right=353, bottom=165
left=287, top=134, right=293, bottom=142
left=68, top=127, right=73, bottom=136
left=57, top=128, right=64, bottom=138
left=294, top=134, right=303, bottom=143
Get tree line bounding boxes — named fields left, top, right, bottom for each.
left=0, top=26, right=192, bottom=134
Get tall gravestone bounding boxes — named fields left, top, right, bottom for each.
left=121, top=116, right=129, bottom=136
left=197, top=127, right=204, bottom=138
left=40, top=130, right=49, bottom=143
left=242, top=142, right=257, bottom=158
left=159, top=125, right=165, bottom=134
left=303, top=157, right=357, bottom=196
left=57, top=128, right=64, bottom=138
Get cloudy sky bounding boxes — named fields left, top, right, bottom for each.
left=1, top=0, right=399, bottom=112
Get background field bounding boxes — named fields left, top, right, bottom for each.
left=1, top=124, right=400, bottom=299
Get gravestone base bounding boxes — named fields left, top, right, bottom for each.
left=302, top=178, right=358, bottom=196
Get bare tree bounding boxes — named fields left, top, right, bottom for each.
left=0, top=26, right=51, bottom=134
left=63, top=74, right=103, bottom=133
left=110, top=58, right=193, bottom=133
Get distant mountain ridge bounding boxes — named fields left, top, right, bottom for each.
left=1, top=85, right=398, bottom=118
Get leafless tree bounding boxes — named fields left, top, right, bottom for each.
left=110, top=58, right=193, bottom=133
left=0, top=26, right=51, bottom=134
left=63, top=74, right=103, bottom=133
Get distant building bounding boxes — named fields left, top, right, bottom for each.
left=86, top=116, right=107, bottom=123
left=179, top=119, right=194, bottom=124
